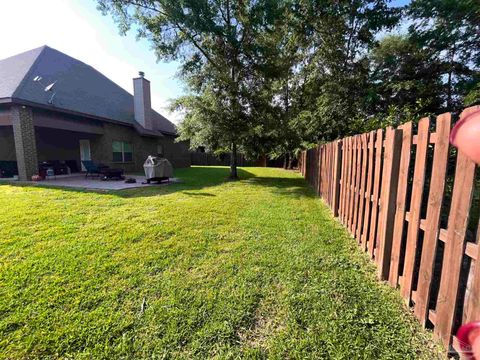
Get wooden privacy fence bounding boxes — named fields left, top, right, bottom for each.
left=298, top=106, right=480, bottom=353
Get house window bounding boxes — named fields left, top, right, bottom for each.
left=112, top=141, right=133, bottom=162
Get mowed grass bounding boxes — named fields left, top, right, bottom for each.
left=0, top=167, right=440, bottom=359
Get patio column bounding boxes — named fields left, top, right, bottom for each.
left=11, top=105, right=38, bottom=181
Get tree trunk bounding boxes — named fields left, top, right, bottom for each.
left=230, top=142, right=238, bottom=179
left=283, top=154, right=288, bottom=169
left=287, top=153, right=293, bottom=169
left=447, top=69, right=453, bottom=110
left=446, top=45, right=456, bottom=110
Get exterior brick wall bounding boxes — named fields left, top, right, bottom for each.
left=90, top=122, right=190, bottom=172
left=11, top=106, right=38, bottom=180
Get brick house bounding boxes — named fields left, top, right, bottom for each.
left=0, top=46, right=190, bottom=180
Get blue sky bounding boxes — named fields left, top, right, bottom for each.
left=392, top=0, right=411, bottom=6
left=0, top=0, right=411, bottom=123
left=0, top=0, right=184, bottom=122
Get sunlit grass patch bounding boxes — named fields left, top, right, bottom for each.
left=0, top=167, right=441, bottom=359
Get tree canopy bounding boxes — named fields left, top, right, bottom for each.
left=98, top=0, right=480, bottom=175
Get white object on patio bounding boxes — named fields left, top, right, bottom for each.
left=143, top=156, right=173, bottom=181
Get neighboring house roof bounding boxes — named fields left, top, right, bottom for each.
left=0, top=46, right=177, bottom=135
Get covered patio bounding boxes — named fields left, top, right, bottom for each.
left=0, top=173, right=180, bottom=190
left=0, top=106, right=105, bottom=180
left=0, top=106, right=183, bottom=181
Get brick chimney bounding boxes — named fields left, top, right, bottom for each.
left=133, top=71, right=153, bottom=130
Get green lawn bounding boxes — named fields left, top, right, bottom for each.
left=0, top=167, right=440, bottom=359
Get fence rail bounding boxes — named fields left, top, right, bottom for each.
left=298, top=106, right=480, bottom=353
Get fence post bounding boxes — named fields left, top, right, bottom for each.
left=376, top=127, right=402, bottom=280
left=331, top=140, right=342, bottom=216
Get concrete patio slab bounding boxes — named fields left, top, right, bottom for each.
left=0, top=174, right=180, bottom=190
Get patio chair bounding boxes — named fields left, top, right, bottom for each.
left=81, top=160, right=109, bottom=178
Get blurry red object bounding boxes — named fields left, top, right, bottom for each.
left=450, top=109, right=480, bottom=164
left=457, top=321, right=480, bottom=359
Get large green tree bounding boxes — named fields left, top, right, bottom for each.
left=98, top=0, right=287, bottom=179
left=286, top=0, right=401, bottom=143
left=98, top=0, right=480, bottom=167
left=244, top=2, right=302, bottom=168
left=408, top=0, right=480, bottom=110
left=366, top=34, right=444, bottom=127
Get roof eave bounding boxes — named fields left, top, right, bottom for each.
left=0, top=97, right=13, bottom=104
left=9, top=97, right=135, bottom=127
left=160, top=130, right=178, bottom=137
left=3, top=97, right=178, bottom=136
left=132, top=121, right=164, bottom=138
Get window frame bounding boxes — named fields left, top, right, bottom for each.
left=112, top=140, right=134, bottom=163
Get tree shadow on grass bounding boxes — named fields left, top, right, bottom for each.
left=114, top=167, right=316, bottom=200
left=0, top=167, right=317, bottom=200
left=115, top=167, right=259, bottom=198
left=181, top=192, right=216, bottom=197
left=242, top=176, right=317, bottom=200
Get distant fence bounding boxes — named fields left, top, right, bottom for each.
left=299, top=106, right=480, bottom=353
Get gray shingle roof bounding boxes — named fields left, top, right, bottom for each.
left=0, top=46, right=176, bottom=135
left=0, top=46, right=44, bottom=99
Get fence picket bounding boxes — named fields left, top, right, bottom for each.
left=326, top=144, right=330, bottom=200
left=456, top=107, right=480, bottom=327
left=317, top=146, right=322, bottom=196
left=466, top=220, right=480, bottom=323
left=356, top=134, right=368, bottom=241
left=345, top=139, right=350, bottom=225
left=332, top=141, right=342, bottom=216
left=433, top=109, right=477, bottom=347
left=361, top=131, right=375, bottom=251
left=376, top=128, right=402, bottom=280
left=298, top=106, right=479, bottom=353
left=348, top=137, right=358, bottom=233
left=345, top=137, right=353, bottom=226
left=389, top=122, right=413, bottom=287
left=352, top=136, right=362, bottom=238
left=368, top=129, right=383, bottom=258
left=400, top=118, right=430, bottom=302
left=339, top=143, right=346, bottom=219
left=414, top=113, right=451, bottom=324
